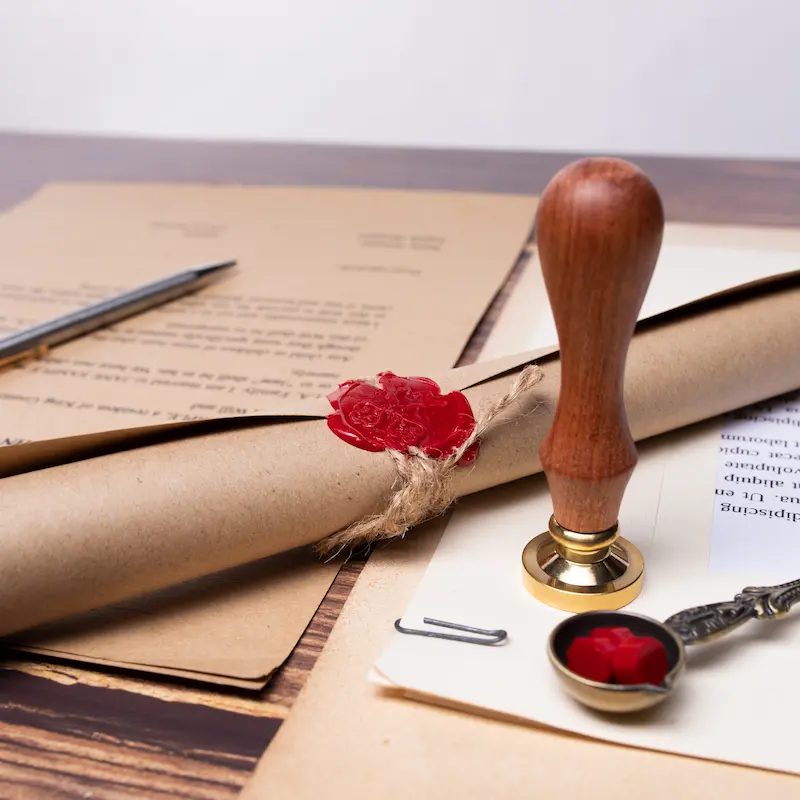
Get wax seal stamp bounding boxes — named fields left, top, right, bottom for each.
left=522, top=157, right=664, bottom=612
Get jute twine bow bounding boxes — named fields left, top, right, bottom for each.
left=316, top=364, right=544, bottom=559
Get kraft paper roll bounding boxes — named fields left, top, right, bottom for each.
left=1, top=279, right=799, bottom=637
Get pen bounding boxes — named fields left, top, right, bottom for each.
left=0, top=259, right=236, bottom=369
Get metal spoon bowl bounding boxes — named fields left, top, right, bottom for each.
left=547, top=578, right=800, bottom=714
left=548, top=610, right=686, bottom=713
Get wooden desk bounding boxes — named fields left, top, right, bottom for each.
left=1, top=133, right=800, bottom=798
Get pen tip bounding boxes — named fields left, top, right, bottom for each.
left=196, top=259, right=237, bottom=278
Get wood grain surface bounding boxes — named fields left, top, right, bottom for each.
left=1, top=132, right=800, bottom=799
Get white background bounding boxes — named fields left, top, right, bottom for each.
left=1, top=0, right=798, bottom=159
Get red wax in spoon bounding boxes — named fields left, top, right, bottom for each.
left=612, top=636, right=669, bottom=685
left=565, top=636, right=616, bottom=683
left=565, top=626, right=669, bottom=686
left=589, top=626, right=635, bottom=647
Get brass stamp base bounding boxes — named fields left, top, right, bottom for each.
left=521, top=517, right=644, bottom=613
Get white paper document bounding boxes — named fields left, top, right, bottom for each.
left=711, top=394, right=800, bottom=574
left=373, top=391, right=800, bottom=774
left=480, top=238, right=800, bottom=361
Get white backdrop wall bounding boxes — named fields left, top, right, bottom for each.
left=1, top=0, right=798, bottom=159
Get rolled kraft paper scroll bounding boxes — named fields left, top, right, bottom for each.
left=1, top=281, right=799, bottom=638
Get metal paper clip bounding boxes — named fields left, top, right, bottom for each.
left=394, top=617, right=508, bottom=646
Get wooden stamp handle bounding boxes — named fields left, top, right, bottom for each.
left=538, top=158, right=664, bottom=533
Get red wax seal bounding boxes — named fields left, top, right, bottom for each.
left=326, top=371, right=479, bottom=465
left=566, top=626, right=669, bottom=686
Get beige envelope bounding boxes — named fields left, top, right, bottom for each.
left=240, top=521, right=800, bottom=799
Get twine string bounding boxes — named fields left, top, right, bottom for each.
left=316, top=364, right=544, bottom=559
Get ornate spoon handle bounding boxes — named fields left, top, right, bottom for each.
left=663, top=578, right=800, bottom=646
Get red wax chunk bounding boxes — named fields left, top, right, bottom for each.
left=565, top=627, right=670, bottom=686
left=589, top=626, right=635, bottom=646
left=612, top=636, right=669, bottom=685
left=565, top=636, right=616, bottom=683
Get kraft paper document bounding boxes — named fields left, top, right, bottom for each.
left=240, top=522, right=799, bottom=799
left=0, top=182, right=537, bottom=444
left=373, top=393, right=800, bottom=775
left=1, top=272, right=799, bottom=655
left=11, top=548, right=339, bottom=690
left=0, top=182, right=538, bottom=685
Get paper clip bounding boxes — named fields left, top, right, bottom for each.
left=394, top=617, right=508, bottom=646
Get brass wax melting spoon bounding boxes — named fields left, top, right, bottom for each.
left=547, top=578, right=800, bottom=714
